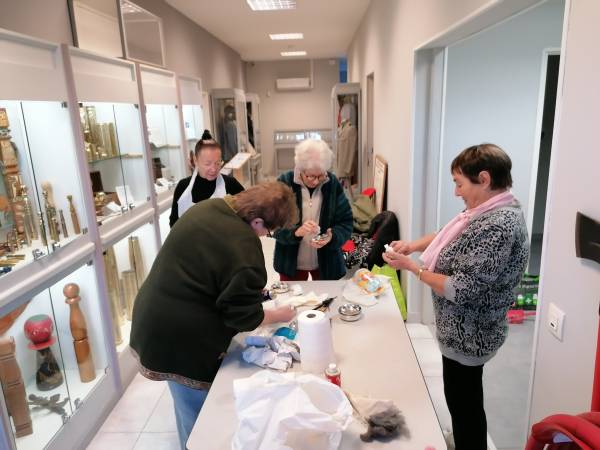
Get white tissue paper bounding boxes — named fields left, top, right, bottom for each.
left=342, top=275, right=391, bottom=307
left=242, top=336, right=300, bottom=371
left=232, top=371, right=353, bottom=450
left=278, top=291, right=328, bottom=308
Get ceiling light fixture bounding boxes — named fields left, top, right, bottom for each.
left=247, top=0, right=296, bottom=11
left=269, top=33, right=304, bottom=40
left=281, top=51, right=306, bottom=57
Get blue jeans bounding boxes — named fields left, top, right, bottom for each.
left=167, top=381, right=209, bottom=450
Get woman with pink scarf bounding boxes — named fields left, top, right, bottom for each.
left=383, top=144, right=529, bottom=450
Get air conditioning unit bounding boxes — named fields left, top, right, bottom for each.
left=275, top=77, right=312, bottom=91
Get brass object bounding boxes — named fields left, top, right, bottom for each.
left=79, top=106, right=119, bottom=161
left=20, top=184, right=37, bottom=240
left=67, top=195, right=81, bottom=234
left=121, top=270, right=138, bottom=321
left=38, top=212, right=48, bottom=246
left=128, top=236, right=145, bottom=288
left=94, top=192, right=106, bottom=216
left=59, top=210, right=68, bottom=238
left=41, top=181, right=62, bottom=243
left=103, top=247, right=124, bottom=345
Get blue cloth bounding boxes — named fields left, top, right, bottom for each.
left=167, top=381, right=209, bottom=450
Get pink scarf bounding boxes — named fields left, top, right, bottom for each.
left=420, top=191, right=515, bottom=271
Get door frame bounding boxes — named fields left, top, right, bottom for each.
left=526, top=47, right=561, bottom=239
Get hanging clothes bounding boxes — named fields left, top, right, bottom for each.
left=336, top=121, right=358, bottom=178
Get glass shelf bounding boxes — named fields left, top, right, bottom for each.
left=0, top=101, right=88, bottom=278
left=145, top=104, right=184, bottom=194
left=79, top=102, right=150, bottom=226
left=101, top=222, right=157, bottom=354
left=0, top=261, right=108, bottom=449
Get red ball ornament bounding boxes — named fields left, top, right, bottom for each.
left=23, top=314, right=56, bottom=350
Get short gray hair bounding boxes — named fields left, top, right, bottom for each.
left=294, top=139, right=333, bottom=172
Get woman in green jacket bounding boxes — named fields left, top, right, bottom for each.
left=130, top=182, right=298, bottom=449
left=274, top=139, right=353, bottom=280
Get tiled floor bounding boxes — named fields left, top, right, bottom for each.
left=90, top=236, right=533, bottom=450
left=88, top=375, right=178, bottom=450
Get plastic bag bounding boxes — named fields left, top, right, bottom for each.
left=232, top=371, right=353, bottom=450
left=371, top=264, right=407, bottom=320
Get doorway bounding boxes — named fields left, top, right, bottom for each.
left=364, top=72, right=374, bottom=189
left=410, top=1, right=565, bottom=448
left=528, top=51, right=560, bottom=276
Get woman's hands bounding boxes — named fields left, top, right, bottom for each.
left=309, top=228, right=332, bottom=249
left=382, top=251, right=420, bottom=273
left=389, top=240, right=415, bottom=255
left=261, top=305, right=296, bottom=325
left=295, top=220, right=319, bottom=238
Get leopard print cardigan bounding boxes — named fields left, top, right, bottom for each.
left=432, top=202, right=529, bottom=366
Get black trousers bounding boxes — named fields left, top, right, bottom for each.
left=442, top=356, right=487, bottom=450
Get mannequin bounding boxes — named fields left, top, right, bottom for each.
left=336, top=97, right=358, bottom=181
left=221, top=104, right=238, bottom=163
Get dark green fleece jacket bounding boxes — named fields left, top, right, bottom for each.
left=273, top=171, right=353, bottom=280
left=130, top=198, right=265, bottom=387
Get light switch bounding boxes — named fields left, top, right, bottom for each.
left=548, top=302, right=565, bottom=341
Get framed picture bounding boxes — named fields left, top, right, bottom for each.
left=373, top=154, right=387, bottom=213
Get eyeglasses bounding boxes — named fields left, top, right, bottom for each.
left=199, top=160, right=224, bottom=169
left=302, top=172, right=326, bottom=182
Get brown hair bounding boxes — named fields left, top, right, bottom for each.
left=194, top=129, right=221, bottom=156
left=451, top=143, right=513, bottom=189
left=232, top=182, right=298, bottom=230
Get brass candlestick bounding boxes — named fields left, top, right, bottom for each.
left=59, top=210, right=68, bottom=238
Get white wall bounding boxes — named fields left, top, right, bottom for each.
left=0, top=0, right=74, bottom=44
left=245, top=59, right=340, bottom=176
left=528, top=0, right=600, bottom=426
left=439, top=0, right=564, bottom=227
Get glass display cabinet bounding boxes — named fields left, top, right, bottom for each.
left=0, top=32, right=91, bottom=279
left=139, top=64, right=187, bottom=210
left=178, top=75, right=204, bottom=168
left=0, top=261, right=110, bottom=450
left=211, top=88, right=248, bottom=163
left=331, top=83, right=361, bottom=190
left=245, top=93, right=262, bottom=185
left=100, top=221, right=158, bottom=371
left=68, top=48, right=153, bottom=232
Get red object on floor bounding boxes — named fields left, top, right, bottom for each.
left=362, top=187, right=376, bottom=198
left=507, top=309, right=536, bottom=324
left=525, top=412, right=600, bottom=450
left=591, top=316, right=600, bottom=411
left=341, top=240, right=356, bottom=252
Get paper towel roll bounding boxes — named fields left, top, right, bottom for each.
left=297, top=310, right=335, bottom=374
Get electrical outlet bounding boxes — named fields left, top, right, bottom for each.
left=548, top=302, right=565, bottom=341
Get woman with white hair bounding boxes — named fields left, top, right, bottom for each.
left=273, top=139, right=353, bottom=280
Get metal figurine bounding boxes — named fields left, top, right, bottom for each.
left=59, top=210, right=68, bottom=238
left=38, top=212, right=48, bottom=246
left=20, top=184, right=38, bottom=240
left=42, top=191, right=59, bottom=242
left=67, top=195, right=81, bottom=234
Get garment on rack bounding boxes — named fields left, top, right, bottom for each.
left=336, top=121, right=358, bottom=178
left=222, top=120, right=238, bottom=162
left=340, top=100, right=357, bottom=128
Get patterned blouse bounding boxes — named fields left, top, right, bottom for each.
left=432, top=202, right=529, bottom=366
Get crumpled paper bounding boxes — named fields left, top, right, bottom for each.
left=242, top=336, right=301, bottom=371
left=277, top=291, right=328, bottom=308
